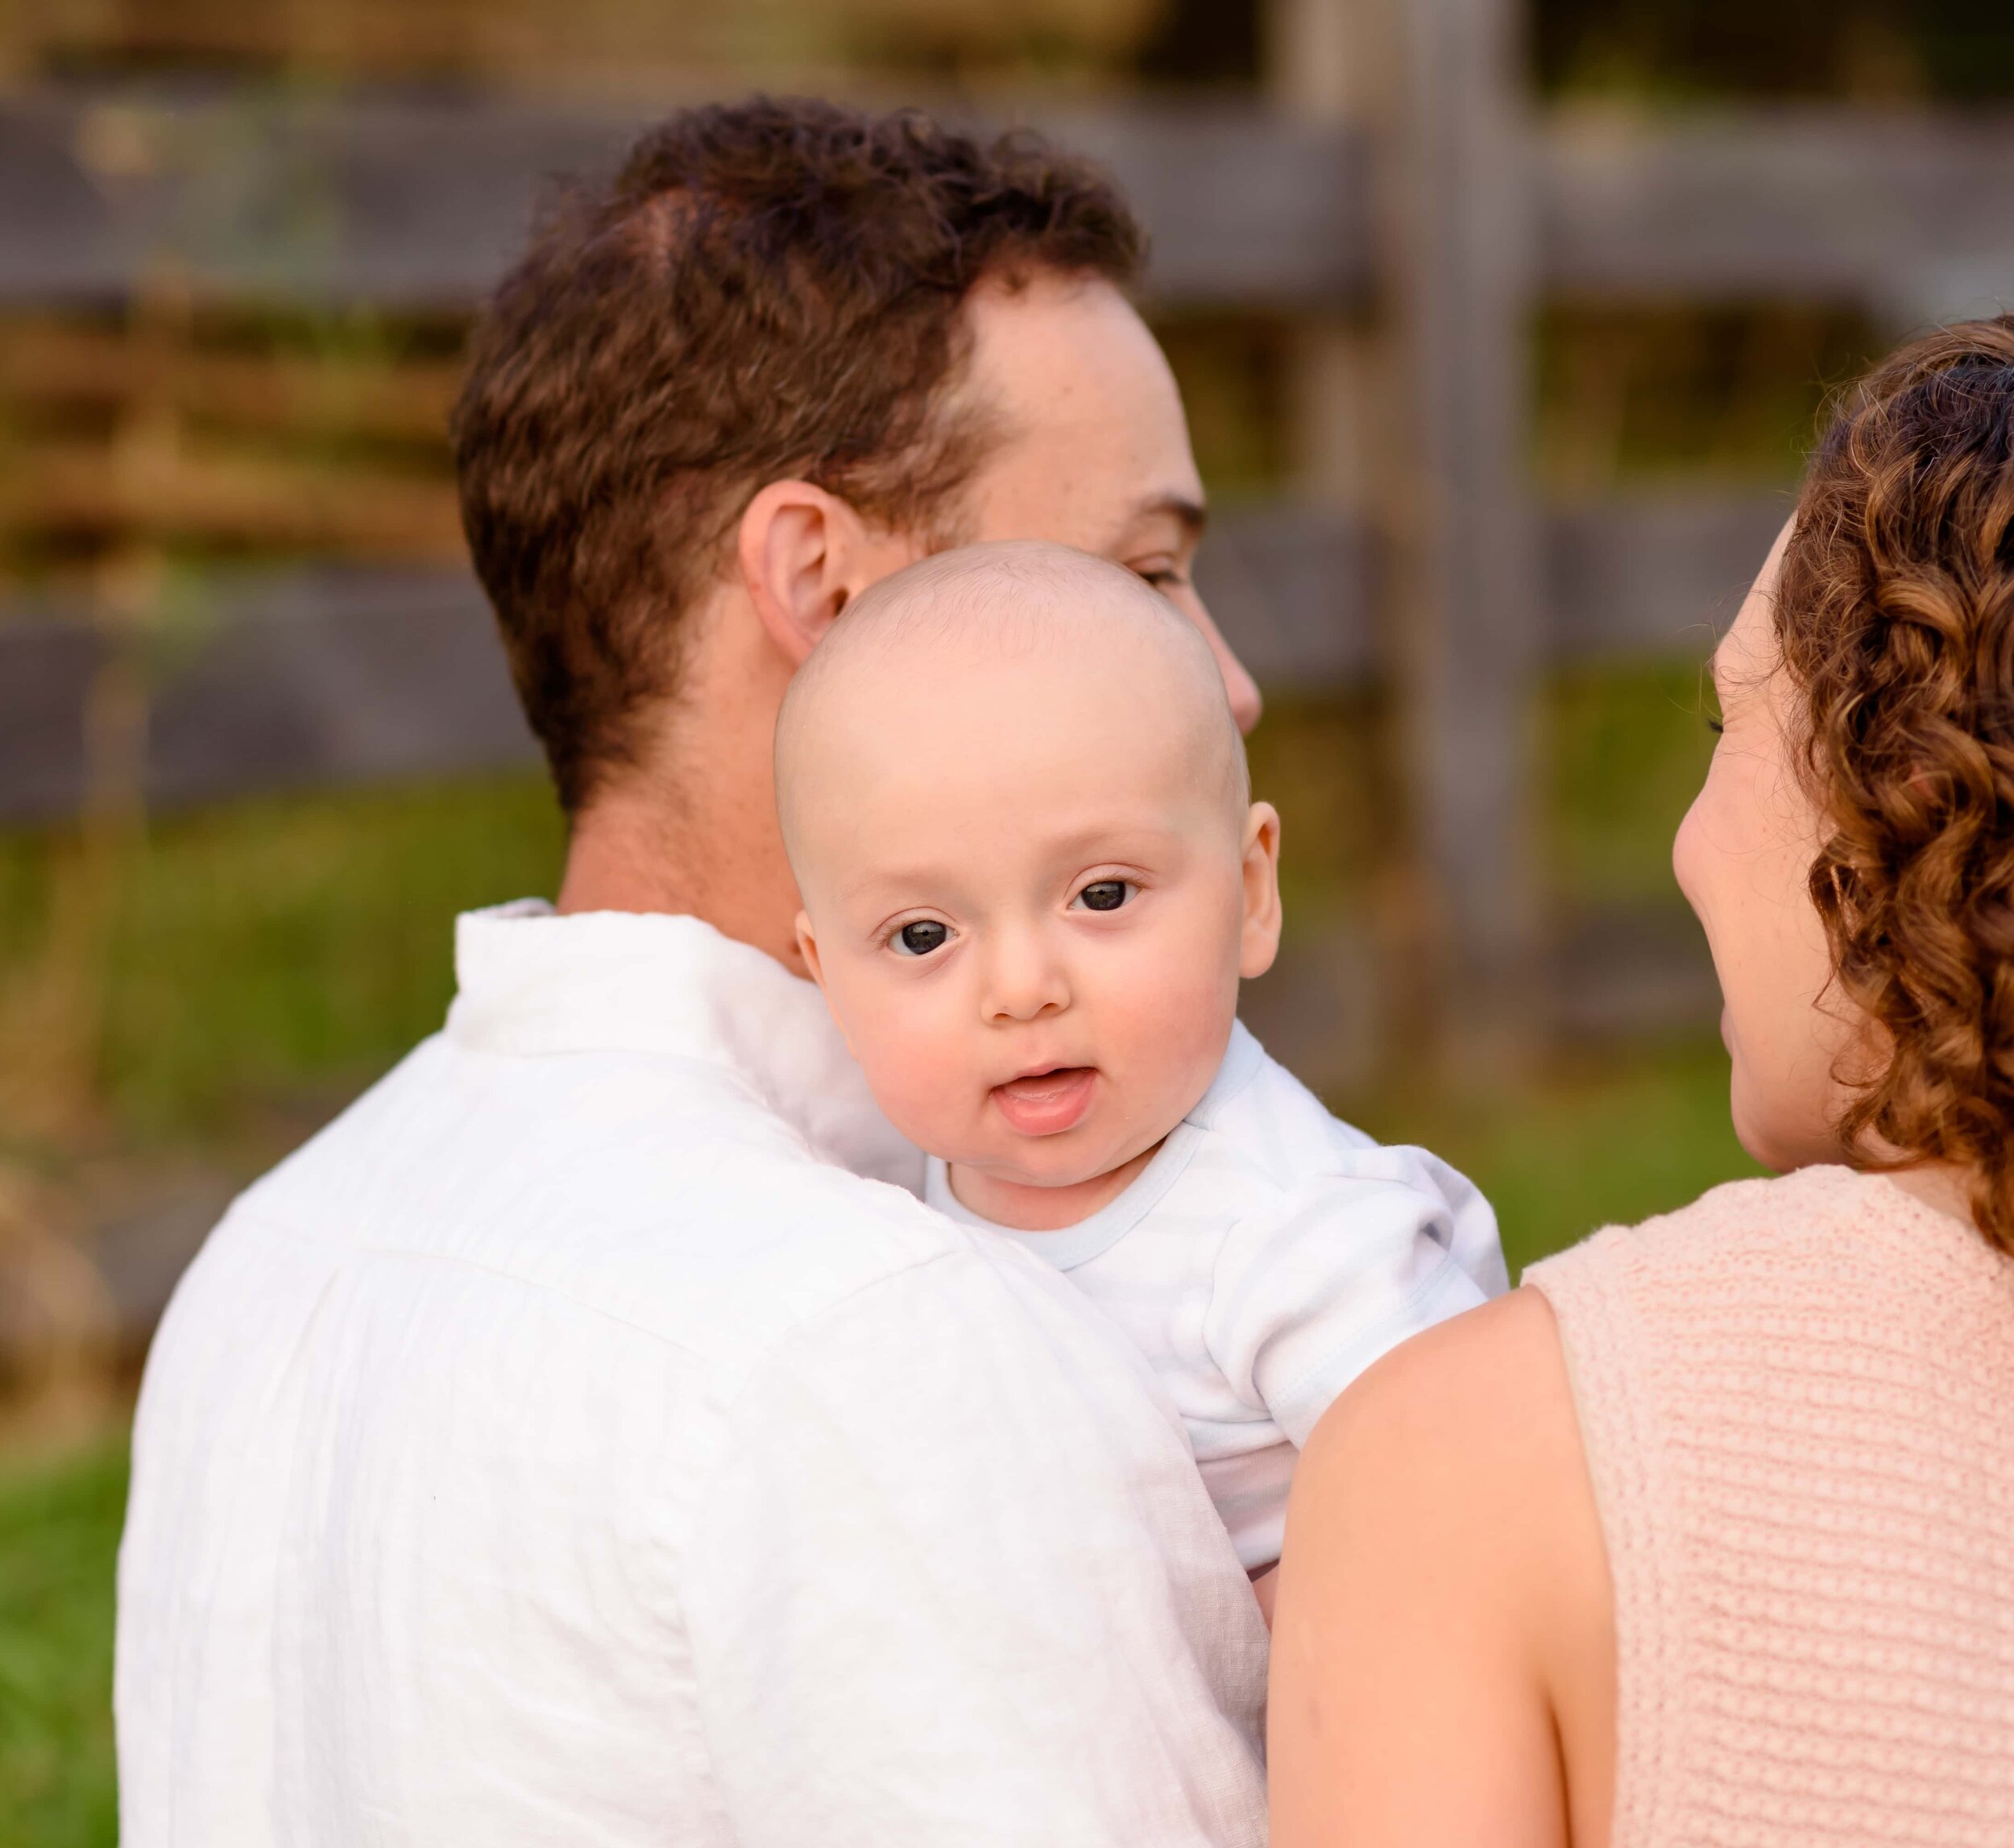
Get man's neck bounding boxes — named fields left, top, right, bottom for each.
left=556, top=783, right=807, bottom=977
left=550, top=582, right=809, bottom=974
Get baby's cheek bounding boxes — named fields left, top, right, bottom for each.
left=1108, top=942, right=1238, bottom=1070
left=851, top=1009, right=982, bottom=1156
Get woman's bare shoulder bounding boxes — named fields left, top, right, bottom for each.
left=1289, top=1288, right=1587, bottom=1546
left=1306, top=1287, right=1572, bottom=1467
left=1293, top=1287, right=1603, bottom=1642
left=1272, top=1290, right=1615, bottom=1848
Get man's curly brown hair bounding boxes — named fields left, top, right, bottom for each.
left=452, top=97, right=1141, bottom=814
left=1777, top=313, right=2014, bottom=1254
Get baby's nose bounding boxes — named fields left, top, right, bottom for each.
left=980, top=931, right=1070, bottom=1023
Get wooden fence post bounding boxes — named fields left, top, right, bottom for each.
left=1378, top=0, right=1545, bottom=1072
left=1266, top=0, right=1380, bottom=515
left=1256, top=0, right=1389, bottom=1092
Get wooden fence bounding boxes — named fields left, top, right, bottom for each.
left=4, top=13, right=2013, bottom=1057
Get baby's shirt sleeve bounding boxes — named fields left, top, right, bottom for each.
left=1203, top=1145, right=1509, bottom=1448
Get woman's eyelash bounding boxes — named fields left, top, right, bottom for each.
left=1706, top=716, right=1726, bottom=736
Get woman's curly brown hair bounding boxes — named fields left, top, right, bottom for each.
left=1776, top=313, right=2014, bottom=1254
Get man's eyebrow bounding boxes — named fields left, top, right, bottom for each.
left=1121, top=493, right=1208, bottom=541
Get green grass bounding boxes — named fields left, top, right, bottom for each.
left=0, top=773, right=565, bottom=1147
left=1544, top=658, right=1719, bottom=909
left=1345, top=1036, right=1763, bottom=1278
left=0, top=1438, right=126, bottom=1848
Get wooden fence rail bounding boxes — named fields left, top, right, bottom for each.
left=6, top=89, right=2013, bottom=312
left=0, top=494, right=1782, bottom=823
left=0, top=89, right=1370, bottom=310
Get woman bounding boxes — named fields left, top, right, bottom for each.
left=1270, top=317, right=2014, bottom=1846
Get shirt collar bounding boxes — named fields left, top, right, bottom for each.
left=445, top=900, right=922, bottom=1190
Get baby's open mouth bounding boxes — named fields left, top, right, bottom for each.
left=990, top=1066, right=1097, bottom=1137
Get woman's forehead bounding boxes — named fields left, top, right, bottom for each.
left=1714, top=532, right=1792, bottom=690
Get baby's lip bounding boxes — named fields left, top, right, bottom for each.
left=990, top=1065, right=1097, bottom=1137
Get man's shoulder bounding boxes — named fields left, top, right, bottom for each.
left=222, top=1034, right=963, bottom=1363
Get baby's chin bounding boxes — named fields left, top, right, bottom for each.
left=954, top=1145, right=1129, bottom=1192
left=1022, top=1161, right=1131, bottom=1195
left=955, top=1125, right=1165, bottom=1200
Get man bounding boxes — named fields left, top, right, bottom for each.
left=117, top=98, right=1269, bottom=1844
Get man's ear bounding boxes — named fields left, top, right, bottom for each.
left=1238, top=802, right=1283, bottom=981
left=738, top=480, right=917, bottom=666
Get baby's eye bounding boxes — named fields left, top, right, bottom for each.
left=890, top=919, right=951, bottom=958
left=1074, top=880, right=1133, bottom=914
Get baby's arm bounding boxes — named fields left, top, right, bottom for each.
left=1210, top=1150, right=1506, bottom=1601
left=1250, top=1564, right=1278, bottom=1629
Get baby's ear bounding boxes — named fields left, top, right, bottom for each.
left=1238, top=802, right=1283, bottom=981
left=794, top=910, right=827, bottom=988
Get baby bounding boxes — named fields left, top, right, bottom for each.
left=777, top=541, right=1506, bottom=1588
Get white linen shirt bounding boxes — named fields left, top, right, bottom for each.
left=115, top=902, right=1268, bottom=1848
left=928, top=1021, right=1506, bottom=1567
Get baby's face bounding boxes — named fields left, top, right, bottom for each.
left=790, top=630, right=1279, bottom=1213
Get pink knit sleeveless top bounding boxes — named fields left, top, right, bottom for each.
left=1527, top=1165, right=2014, bottom=1846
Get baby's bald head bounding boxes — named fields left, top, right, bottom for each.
left=777, top=541, right=1284, bottom=1204
left=776, top=541, right=1248, bottom=880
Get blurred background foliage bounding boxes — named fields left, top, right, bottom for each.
left=4, top=1, right=2014, bottom=1840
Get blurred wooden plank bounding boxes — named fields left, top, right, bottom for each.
left=1540, top=107, right=2014, bottom=315
left=0, top=88, right=1368, bottom=311
left=0, top=569, right=536, bottom=822
left=1191, top=503, right=1374, bottom=689
left=146, top=570, right=535, bottom=801
left=1017, top=103, right=1370, bottom=307
left=1548, top=491, right=1789, bottom=658
left=1545, top=902, right=1721, bottom=1043
left=0, top=495, right=1781, bottom=825
left=0, top=322, right=462, bottom=441
left=3, top=441, right=463, bottom=558
left=0, top=619, right=107, bottom=821
left=1383, top=0, right=1546, bottom=1055
left=6, top=86, right=2014, bottom=313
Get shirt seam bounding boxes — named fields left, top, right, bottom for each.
left=1195, top=1150, right=1462, bottom=1392
left=1224, top=1241, right=1475, bottom=1434
left=1190, top=1023, right=1268, bottom=1125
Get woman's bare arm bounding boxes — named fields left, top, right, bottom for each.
left=1268, top=1288, right=1616, bottom=1848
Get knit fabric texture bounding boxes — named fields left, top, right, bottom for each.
left=1527, top=1165, right=2014, bottom=1848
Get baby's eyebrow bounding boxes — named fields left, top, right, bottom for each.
left=835, top=825, right=1183, bottom=906
left=839, top=865, right=949, bottom=900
